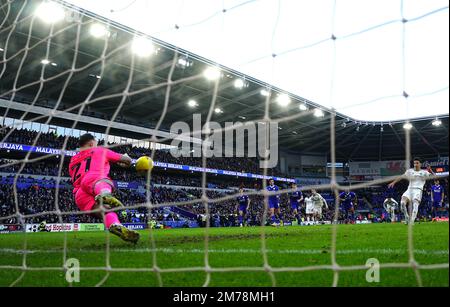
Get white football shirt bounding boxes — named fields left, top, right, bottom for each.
left=305, top=197, right=314, bottom=209
left=312, top=193, right=326, bottom=208
left=404, top=168, right=432, bottom=190
left=383, top=198, right=398, bottom=209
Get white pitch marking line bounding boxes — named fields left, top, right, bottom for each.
left=0, top=248, right=448, bottom=255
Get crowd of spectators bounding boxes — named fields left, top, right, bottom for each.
left=0, top=125, right=285, bottom=177
left=0, top=158, right=261, bottom=190
left=0, top=173, right=448, bottom=227
left=1, top=124, right=448, bottom=227
left=181, top=189, right=343, bottom=227
left=0, top=159, right=71, bottom=177
left=0, top=172, right=337, bottom=226
left=0, top=180, right=190, bottom=225
left=0, top=125, right=79, bottom=150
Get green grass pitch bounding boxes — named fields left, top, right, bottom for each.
left=0, top=222, right=448, bottom=287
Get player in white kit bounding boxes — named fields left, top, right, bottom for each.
left=304, top=194, right=315, bottom=223
left=311, top=189, right=328, bottom=221
left=383, top=197, right=398, bottom=223
left=388, top=157, right=434, bottom=225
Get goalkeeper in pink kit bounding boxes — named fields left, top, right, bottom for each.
left=69, top=133, right=139, bottom=243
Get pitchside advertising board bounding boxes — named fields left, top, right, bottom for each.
left=26, top=223, right=79, bottom=232
left=122, top=223, right=147, bottom=230
left=349, top=157, right=449, bottom=177
left=0, top=224, right=23, bottom=234
left=79, top=223, right=105, bottom=231
left=24, top=223, right=146, bottom=232
left=25, top=223, right=104, bottom=232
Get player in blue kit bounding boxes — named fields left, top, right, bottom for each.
left=236, top=187, right=250, bottom=227
left=266, top=178, right=281, bottom=226
left=384, top=186, right=397, bottom=199
left=431, top=179, right=445, bottom=218
left=338, top=189, right=357, bottom=223
left=288, top=182, right=303, bottom=223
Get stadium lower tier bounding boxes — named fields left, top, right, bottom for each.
left=0, top=177, right=448, bottom=228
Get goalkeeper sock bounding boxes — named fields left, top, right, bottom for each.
left=105, top=212, right=120, bottom=229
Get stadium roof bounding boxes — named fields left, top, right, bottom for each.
left=0, top=0, right=448, bottom=162
left=64, top=0, right=449, bottom=122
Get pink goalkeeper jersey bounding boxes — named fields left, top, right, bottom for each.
left=69, top=147, right=122, bottom=191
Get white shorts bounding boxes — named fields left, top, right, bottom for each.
left=306, top=204, right=315, bottom=214
left=402, top=188, right=422, bottom=202
left=385, top=205, right=395, bottom=212
left=313, top=207, right=322, bottom=216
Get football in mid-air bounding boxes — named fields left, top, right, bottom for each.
left=135, top=156, right=154, bottom=172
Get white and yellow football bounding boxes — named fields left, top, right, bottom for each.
left=135, top=156, right=154, bottom=172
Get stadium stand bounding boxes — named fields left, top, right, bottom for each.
left=1, top=121, right=448, bottom=226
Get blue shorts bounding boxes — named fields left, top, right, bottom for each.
left=433, top=201, right=442, bottom=208
left=269, top=202, right=279, bottom=209
left=291, top=204, right=298, bottom=210
left=239, top=205, right=247, bottom=213
left=341, top=204, right=354, bottom=212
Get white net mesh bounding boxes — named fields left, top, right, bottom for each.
left=0, top=0, right=448, bottom=287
